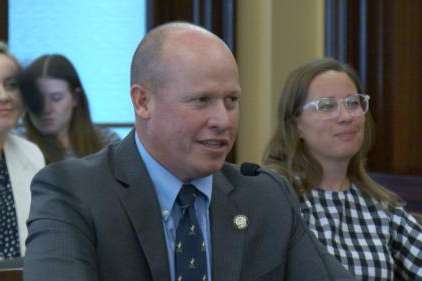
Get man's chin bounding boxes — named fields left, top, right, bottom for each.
left=202, top=160, right=226, bottom=175
left=188, top=160, right=224, bottom=178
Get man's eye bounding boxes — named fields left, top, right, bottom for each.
left=224, top=96, right=239, bottom=108
left=228, top=96, right=239, bottom=103
left=317, top=100, right=337, bottom=112
left=191, top=96, right=211, bottom=107
left=198, top=96, right=210, bottom=103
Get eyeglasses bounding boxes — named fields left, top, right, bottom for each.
left=301, top=94, right=370, bottom=120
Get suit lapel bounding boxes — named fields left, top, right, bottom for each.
left=211, top=171, right=245, bottom=281
left=111, top=131, right=170, bottom=281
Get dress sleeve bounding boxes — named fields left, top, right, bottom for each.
left=390, top=206, right=422, bottom=279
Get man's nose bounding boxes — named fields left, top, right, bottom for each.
left=208, top=100, right=231, bottom=131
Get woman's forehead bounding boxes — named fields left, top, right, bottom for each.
left=307, top=71, right=357, bottom=99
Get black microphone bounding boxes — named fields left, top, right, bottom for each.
left=241, top=162, right=287, bottom=191
left=240, top=162, right=261, bottom=176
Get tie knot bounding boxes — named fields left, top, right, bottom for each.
left=177, top=184, right=199, bottom=209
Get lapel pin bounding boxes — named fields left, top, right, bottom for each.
left=233, top=214, right=248, bottom=230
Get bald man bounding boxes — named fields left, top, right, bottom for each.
left=24, top=22, right=354, bottom=281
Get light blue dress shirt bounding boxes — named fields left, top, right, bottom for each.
left=135, top=135, right=213, bottom=281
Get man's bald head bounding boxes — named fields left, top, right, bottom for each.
left=130, top=22, right=232, bottom=88
left=130, top=22, right=240, bottom=182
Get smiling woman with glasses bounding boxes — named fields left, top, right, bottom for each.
left=263, top=58, right=422, bottom=280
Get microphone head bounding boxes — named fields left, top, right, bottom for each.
left=240, top=162, right=261, bottom=176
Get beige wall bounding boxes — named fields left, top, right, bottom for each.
left=236, top=0, right=324, bottom=164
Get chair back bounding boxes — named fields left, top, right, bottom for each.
left=371, top=172, right=422, bottom=222
left=0, top=257, right=23, bottom=281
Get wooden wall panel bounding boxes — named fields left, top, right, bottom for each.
left=0, top=0, right=7, bottom=42
left=365, top=0, right=394, bottom=173
left=146, top=0, right=236, bottom=51
left=388, top=1, right=422, bottom=174
left=326, top=0, right=422, bottom=176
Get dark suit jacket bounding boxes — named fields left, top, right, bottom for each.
left=24, top=131, right=354, bottom=281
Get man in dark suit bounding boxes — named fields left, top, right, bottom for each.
left=24, top=22, right=354, bottom=281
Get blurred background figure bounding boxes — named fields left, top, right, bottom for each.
left=0, top=42, right=44, bottom=259
left=19, top=54, right=120, bottom=164
left=263, top=58, right=422, bottom=280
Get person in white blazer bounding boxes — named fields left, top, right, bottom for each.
left=0, top=42, right=45, bottom=259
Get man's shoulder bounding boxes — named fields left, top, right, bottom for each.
left=33, top=132, right=140, bottom=196
left=36, top=143, right=115, bottom=184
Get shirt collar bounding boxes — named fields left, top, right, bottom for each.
left=134, top=134, right=212, bottom=219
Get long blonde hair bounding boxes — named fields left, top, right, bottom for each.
left=263, top=58, right=402, bottom=207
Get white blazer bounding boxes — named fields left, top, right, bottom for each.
left=4, top=133, right=45, bottom=256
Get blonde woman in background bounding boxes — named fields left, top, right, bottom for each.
left=263, top=58, right=422, bottom=280
left=0, top=42, right=44, bottom=259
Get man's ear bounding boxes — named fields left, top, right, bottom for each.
left=131, top=83, right=152, bottom=119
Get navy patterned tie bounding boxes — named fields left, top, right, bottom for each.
left=175, top=184, right=208, bottom=281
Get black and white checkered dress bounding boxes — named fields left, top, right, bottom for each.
left=300, top=185, right=422, bottom=280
